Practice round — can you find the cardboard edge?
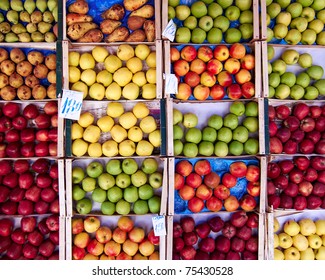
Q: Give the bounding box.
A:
[161,0,168,39]
[258,213,265,260]
[57,99,65,158]
[155,0,162,40]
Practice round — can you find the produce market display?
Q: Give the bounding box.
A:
[0,0,325,261]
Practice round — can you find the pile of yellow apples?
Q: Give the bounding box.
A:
[72,216,160,260]
[71,102,160,157]
[68,44,157,100]
[273,217,325,260]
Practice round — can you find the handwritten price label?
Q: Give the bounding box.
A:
[162,19,176,41]
[152,215,166,236]
[59,90,83,120]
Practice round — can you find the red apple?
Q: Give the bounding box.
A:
[210,84,225,100]
[13,159,30,174]
[5,129,20,143]
[173,60,190,76]
[293,195,307,210]
[174,173,185,190]
[291,129,305,143]
[197,46,213,62]
[36,129,49,142]
[208,216,224,233]
[213,45,229,61]
[3,172,18,188]
[194,160,211,176]
[227,84,242,100]
[1,201,18,215]
[270,137,283,154]
[175,160,193,177]
[183,231,198,246]
[231,236,245,252]
[207,59,223,75]
[241,54,255,70]
[311,156,325,171]
[222,222,236,239]
[199,237,215,253]
[294,156,310,171]
[283,116,300,132]
[203,171,220,189]
[306,130,321,144]
[0,160,13,176]
[22,104,39,119]
[269,105,276,120]
[307,195,322,209]
[292,103,310,120]
[173,222,183,238]
[230,210,248,228]
[298,180,313,196]
[268,194,281,209]
[36,173,52,188]
[20,127,35,142]
[38,239,55,257]
[0,186,10,202]
[213,184,230,200]
[315,139,325,154]
[180,245,196,260]
[246,165,260,182]
[9,188,25,202]
[283,139,298,154]
[284,182,299,197]
[276,127,291,142]
[195,222,211,239]
[222,172,237,188]
[246,181,260,197]
[241,81,255,98]
[170,47,180,62]
[240,194,257,211]
[0,116,12,132]
[5,142,21,158]
[299,139,315,154]
[25,185,42,202]
[310,106,322,118]
[267,162,281,179]
[17,200,34,215]
[12,115,28,130]
[205,195,223,212]
[22,242,38,259]
[246,212,259,228]
[278,160,295,174]
[20,142,35,157]
[279,193,293,209]
[300,117,316,132]
[186,172,202,188]
[2,103,20,118]
[44,101,58,115]
[0,218,13,237]
[304,167,318,182]
[188,196,205,213]
[215,235,231,253]
[190,58,206,75]
[267,180,276,195]
[217,71,232,87]
[195,184,212,200]
[173,237,184,252]
[180,216,195,233]
[184,71,200,87]
[27,230,44,247]
[269,121,278,137]
[34,142,49,157]
[276,105,291,120]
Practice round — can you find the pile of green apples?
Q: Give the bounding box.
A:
[168,0,254,44]
[268,45,325,100]
[173,100,259,157]
[265,0,325,45]
[71,158,163,216]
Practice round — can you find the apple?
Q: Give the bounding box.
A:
[207,59,223,75]
[173,60,190,77]
[0,218,13,237]
[181,46,197,62]
[224,195,240,211]
[227,84,242,100]
[190,58,206,75]
[217,71,233,87]
[184,71,200,87]
[188,196,205,213]
[215,235,231,253]
[195,222,211,239]
[180,216,195,233]
[203,171,220,188]
[240,194,257,211]
[210,84,225,100]
[39,239,55,257]
[205,196,223,212]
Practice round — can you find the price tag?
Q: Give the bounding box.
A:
[164,73,178,95]
[59,89,83,120]
[162,19,176,41]
[152,215,166,236]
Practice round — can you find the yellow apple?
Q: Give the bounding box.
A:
[146,52,156,68]
[299,218,316,236]
[105,82,122,100]
[132,71,147,87]
[97,116,114,132]
[133,253,148,260]
[139,116,157,133]
[79,53,95,70]
[315,220,325,235]
[128,126,143,142]
[71,81,88,99]
[102,140,119,157]
[96,70,113,87]
[122,83,140,100]
[292,233,309,251]
[122,239,139,256]
[78,112,94,128]
[284,247,300,260]
[81,69,96,86]
[117,44,134,61]
[89,83,105,100]
[71,123,84,140]
[92,46,109,63]
[83,253,98,260]
[278,232,293,249]
[146,68,156,84]
[72,138,88,156]
[69,66,81,83]
[274,248,284,260]
[136,140,154,156]
[135,44,151,60]
[308,234,322,249]
[113,67,133,87]
[110,125,128,143]
[132,102,150,118]
[126,57,143,74]
[119,112,137,130]
[149,129,161,147]
[142,83,156,99]
[69,51,80,67]
[119,140,136,157]
[300,247,315,260]
[315,246,325,260]
[274,217,280,233]
[74,232,90,248]
[284,220,300,236]
[105,55,122,73]
[149,251,159,260]
[106,102,124,118]
[88,143,103,157]
[322,235,325,246]
[274,233,279,248]
[83,125,101,143]
[138,240,155,256]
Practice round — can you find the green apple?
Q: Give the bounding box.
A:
[290,84,305,100]
[281,49,300,65]
[301,7,315,22]
[86,161,104,178]
[123,186,139,203]
[214,141,229,157]
[298,53,313,68]
[208,114,223,130]
[280,72,296,87]
[308,19,324,34]
[141,158,159,174]
[199,15,213,32]
[224,28,242,43]
[198,141,214,156]
[266,0,273,5]
[122,158,138,175]
[97,173,115,190]
[191,27,207,43]
[82,177,96,192]
[106,159,122,175]
[229,140,244,156]
[217,127,232,143]
[191,1,208,18]
[307,65,324,80]
[183,113,198,128]
[269,86,275,98]
[268,62,273,74]
[148,196,161,214]
[275,84,291,99]
[232,126,249,143]
[168,6,176,20]
[174,140,183,156]
[133,199,149,215]
[184,15,198,30]
[149,172,163,189]
[271,59,287,75]
[72,185,86,201]
[175,5,191,21]
[207,3,223,19]
[217,0,233,9]
[276,12,292,26]
[173,108,183,125]
[297,0,314,7]
[175,27,191,43]
[239,10,253,24]
[269,72,281,88]
[213,15,230,32]
[290,17,308,32]
[223,113,239,130]
[174,125,184,140]
[138,184,154,200]
[274,23,288,39]
[245,101,258,117]
[267,3,281,19]
[317,31,325,45]
[239,23,253,40]
[243,117,258,133]
[314,79,325,95]
[72,166,85,184]
[244,138,259,155]
[101,201,115,215]
[230,101,246,116]
[107,186,123,203]
[235,0,252,11]
[115,173,131,189]
[317,10,325,24]
[267,27,274,42]
[275,0,291,9]
[301,29,317,44]
[92,187,107,203]
[202,126,217,142]
[185,127,202,144]
[168,0,180,7]
[207,27,223,43]
[266,14,271,26]
[312,0,325,11]
[304,86,319,99]
[202,0,214,3]
[115,199,131,215]
[183,142,198,157]
[287,3,303,18]
[296,72,311,88]
[131,170,148,187]
[225,6,241,21]
[76,198,92,214]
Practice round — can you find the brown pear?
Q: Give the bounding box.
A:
[47,83,56,99]
[0,48,9,63]
[27,50,44,65]
[25,74,40,88]
[16,61,33,77]
[0,60,16,76]
[33,64,49,79]
[32,84,47,99]
[17,85,32,100]
[10,48,26,63]
[9,72,24,88]
[0,85,16,100]
[47,70,56,84]
[0,73,9,89]
[45,54,56,70]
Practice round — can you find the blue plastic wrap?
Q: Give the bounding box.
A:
[174,157,260,214]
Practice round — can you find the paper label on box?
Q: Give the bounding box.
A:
[152,215,166,236]
[162,19,176,41]
[59,90,83,120]
[164,73,178,95]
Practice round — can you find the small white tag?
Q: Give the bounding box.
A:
[152,215,166,236]
[164,73,178,95]
[162,19,177,41]
[59,90,83,120]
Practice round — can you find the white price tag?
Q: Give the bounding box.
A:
[162,19,176,41]
[59,90,83,120]
[164,73,178,95]
[152,215,166,236]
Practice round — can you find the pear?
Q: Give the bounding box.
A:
[97,70,112,87]
[38,22,52,34]
[132,71,147,87]
[0,33,4,42]
[20,11,31,23]
[0,22,11,34]
[11,23,26,34]
[31,11,43,23]
[89,83,105,100]
[26,23,37,33]
[72,139,88,157]
[43,11,54,23]
[102,140,119,157]
[36,0,47,13]
[0,0,10,11]
[142,83,156,99]
[104,55,122,73]
[52,6,58,22]
[71,81,88,99]
[117,44,134,61]
[113,67,133,87]
[0,13,4,23]
[24,0,36,14]
[31,31,45,42]
[18,32,31,42]
[10,0,24,12]
[105,82,121,100]
[48,0,58,12]
[5,32,19,43]
[92,46,109,62]
[79,53,95,70]
[44,32,56,42]
[7,10,19,24]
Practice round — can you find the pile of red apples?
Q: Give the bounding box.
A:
[0,215,60,260]
[0,100,58,158]
[0,158,59,215]
[268,156,325,211]
[174,159,260,213]
[269,102,325,154]
[171,43,255,101]
[172,211,259,260]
